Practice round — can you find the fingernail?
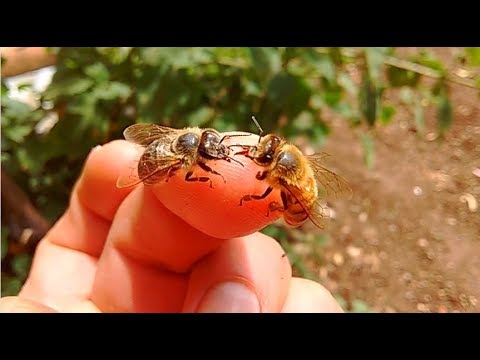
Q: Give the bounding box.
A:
[197,282,260,313]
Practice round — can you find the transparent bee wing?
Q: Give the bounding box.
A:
[116,158,183,188]
[281,153,352,229]
[283,184,331,229]
[123,123,179,146]
[116,140,184,189]
[305,153,353,200]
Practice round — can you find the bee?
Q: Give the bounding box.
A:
[229,117,352,228]
[116,123,243,189]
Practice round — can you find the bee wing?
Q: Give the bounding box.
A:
[283,184,332,229]
[116,140,183,188]
[305,153,353,200]
[123,123,179,146]
[116,157,183,188]
[281,153,352,229]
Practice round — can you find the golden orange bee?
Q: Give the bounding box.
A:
[230,117,352,228]
[116,123,243,189]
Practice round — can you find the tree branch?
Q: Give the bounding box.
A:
[1,167,51,251]
[383,55,478,89]
[1,47,57,78]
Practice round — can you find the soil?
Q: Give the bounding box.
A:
[297,48,480,313]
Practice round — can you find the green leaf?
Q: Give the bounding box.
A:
[249,47,282,83]
[411,51,445,74]
[4,125,32,143]
[292,111,314,131]
[310,120,330,145]
[386,65,421,87]
[437,94,453,134]
[2,97,34,120]
[139,47,174,66]
[12,254,32,281]
[414,101,425,134]
[359,74,377,126]
[43,77,94,99]
[1,81,8,97]
[84,62,110,83]
[96,47,132,64]
[334,294,348,311]
[94,81,132,101]
[361,133,375,169]
[1,226,9,261]
[338,72,358,95]
[267,73,312,119]
[365,48,388,84]
[17,82,32,91]
[304,49,336,83]
[242,77,262,97]
[1,274,22,296]
[139,47,209,69]
[186,106,214,127]
[380,105,396,125]
[351,299,373,313]
[465,48,480,66]
[309,93,324,110]
[399,87,414,105]
[328,48,343,65]
[16,147,42,173]
[212,48,249,68]
[322,85,342,107]
[313,233,329,247]
[261,224,287,241]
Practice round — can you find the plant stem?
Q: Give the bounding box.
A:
[383,56,478,89]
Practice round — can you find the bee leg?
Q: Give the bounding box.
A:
[266,201,285,217]
[240,186,273,206]
[197,161,226,184]
[281,191,289,210]
[265,191,289,217]
[185,171,213,188]
[256,171,268,180]
[165,166,180,183]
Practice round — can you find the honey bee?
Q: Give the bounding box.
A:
[116,123,243,189]
[230,117,352,228]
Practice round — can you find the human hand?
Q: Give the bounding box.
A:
[0,134,343,313]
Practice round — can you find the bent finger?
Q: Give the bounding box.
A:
[50,140,138,257]
[182,232,291,313]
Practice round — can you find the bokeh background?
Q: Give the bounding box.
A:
[1,47,479,312]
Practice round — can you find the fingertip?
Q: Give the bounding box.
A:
[150,132,283,239]
[281,277,344,313]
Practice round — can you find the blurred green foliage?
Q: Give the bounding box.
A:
[2,47,479,305]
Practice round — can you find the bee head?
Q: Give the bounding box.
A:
[253,135,282,166]
[198,130,228,159]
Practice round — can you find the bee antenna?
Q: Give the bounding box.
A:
[251,116,263,143]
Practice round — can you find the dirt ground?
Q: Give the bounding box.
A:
[302,48,480,313]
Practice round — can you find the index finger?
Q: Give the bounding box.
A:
[147,131,283,239]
